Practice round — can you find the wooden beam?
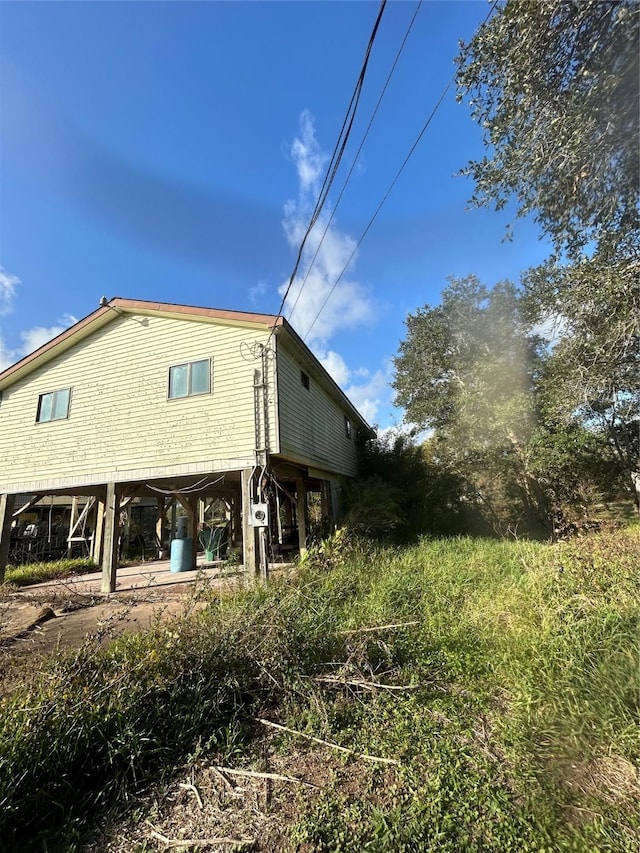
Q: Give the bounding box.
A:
[189,497,198,571]
[101,482,120,594]
[155,497,165,557]
[296,476,307,558]
[0,494,16,584]
[67,497,79,558]
[92,499,105,563]
[12,494,43,518]
[241,468,256,577]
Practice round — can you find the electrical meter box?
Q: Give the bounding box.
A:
[250,503,269,527]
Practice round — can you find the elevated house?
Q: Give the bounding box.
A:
[0,298,373,591]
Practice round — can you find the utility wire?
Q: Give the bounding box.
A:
[286,0,423,326]
[272,0,387,331]
[302,0,499,344]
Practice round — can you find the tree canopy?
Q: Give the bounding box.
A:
[456,0,639,259]
[392,276,630,536]
[385,2,639,539]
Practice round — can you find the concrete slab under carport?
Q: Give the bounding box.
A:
[25,555,292,597]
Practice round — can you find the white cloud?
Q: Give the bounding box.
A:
[20,314,77,354]
[0,339,17,373]
[0,285,77,371]
[345,368,391,427]
[279,112,374,346]
[318,348,351,387]
[271,112,401,430]
[0,267,20,316]
[249,280,268,305]
[0,266,21,370]
[289,110,327,194]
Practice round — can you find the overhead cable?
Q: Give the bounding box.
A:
[302,0,499,344]
[287,0,423,326]
[272,0,388,331]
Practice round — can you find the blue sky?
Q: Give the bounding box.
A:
[0,1,552,429]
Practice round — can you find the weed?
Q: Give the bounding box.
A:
[0,528,638,850]
[2,557,97,589]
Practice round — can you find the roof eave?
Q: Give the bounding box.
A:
[0,298,283,390]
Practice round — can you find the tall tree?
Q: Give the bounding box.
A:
[456,0,639,259]
[393,276,550,534]
[523,256,640,509]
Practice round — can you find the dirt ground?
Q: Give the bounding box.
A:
[0,560,245,697]
[0,559,343,851]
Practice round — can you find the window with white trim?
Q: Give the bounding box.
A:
[168,358,211,399]
[37,388,71,423]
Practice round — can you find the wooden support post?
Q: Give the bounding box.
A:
[232,488,241,546]
[67,496,79,558]
[101,482,120,594]
[92,499,105,563]
[189,497,198,571]
[170,499,177,542]
[0,494,16,585]
[241,468,256,577]
[121,505,131,559]
[258,527,269,581]
[296,476,307,558]
[155,497,165,558]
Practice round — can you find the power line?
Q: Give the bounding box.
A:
[302,0,499,344]
[286,0,423,326]
[272,0,388,330]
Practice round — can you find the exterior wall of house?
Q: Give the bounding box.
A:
[275,338,359,478]
[0,314,278,493]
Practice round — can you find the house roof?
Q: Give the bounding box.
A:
[0,297,282,389]
[0,296,373,435]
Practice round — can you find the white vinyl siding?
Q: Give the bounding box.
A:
[276,341,359,478]
[0,314,278,492]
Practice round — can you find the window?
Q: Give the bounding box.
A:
[344,416,352,439]
[301,370,310,390]
[37,388,71,423]
[168,358,211,399]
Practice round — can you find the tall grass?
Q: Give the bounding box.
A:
[0,528,637,851]
[2,557,97,588]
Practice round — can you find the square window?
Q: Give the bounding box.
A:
[37,388,71,423]
[168,358,211,399]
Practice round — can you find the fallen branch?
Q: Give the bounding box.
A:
[314,674,420,692]
[215,765,319,788]
[178,781,204,809]
[211,764,237,792]
[340,621,420,635]
[146,823,254,848]
[256,718,399,765]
